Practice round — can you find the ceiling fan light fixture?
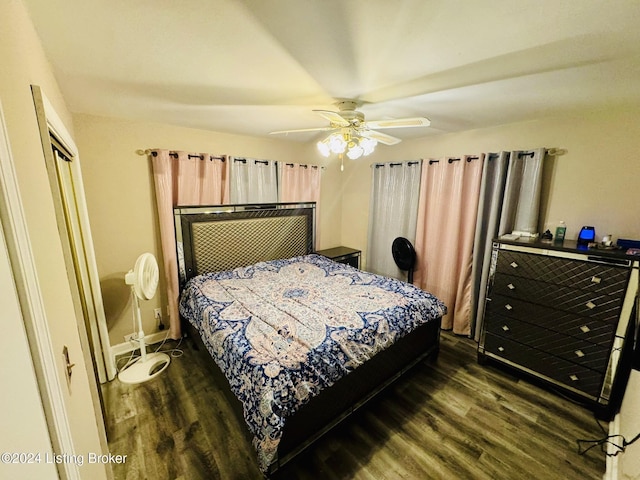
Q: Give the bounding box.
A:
[328,133,347,153]
[360,136,377,156]
[317,140,331,157]
[347,142,364,159]
[317,132,378,159]
[275,100,430,160]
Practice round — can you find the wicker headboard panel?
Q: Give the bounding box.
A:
[174,203,315,285]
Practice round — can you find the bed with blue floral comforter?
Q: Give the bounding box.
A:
[179,254,446,472]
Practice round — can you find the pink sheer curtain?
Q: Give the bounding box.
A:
[414,155,484,335]
[151,150,229,338]
[280,162,321,248]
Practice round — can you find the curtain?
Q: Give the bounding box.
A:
[471,148,546,339]
[279,162,322,248]
[470,152,509,340]
[414,155,484,335]
[229,157,278,204]
[151,150,229,338]
[366,161,422,280]
[498,148,546,235]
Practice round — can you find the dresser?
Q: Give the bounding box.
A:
[478,239,639,419]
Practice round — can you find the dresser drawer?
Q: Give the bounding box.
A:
[492,274,624,323]
[483,333,604,398]
[485,314,611,372]
[487,294,616,344]
[496,250,629,294]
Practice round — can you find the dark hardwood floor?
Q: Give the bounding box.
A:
[102,332,606,479]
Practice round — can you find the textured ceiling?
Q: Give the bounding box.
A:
[24,0,640,143]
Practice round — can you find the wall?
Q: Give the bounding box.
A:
[340,108,640,267]
[619,370,640,478]
[73,114,342,345]
[0,1,107,478]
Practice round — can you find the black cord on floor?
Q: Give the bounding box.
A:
[577,414,640,457]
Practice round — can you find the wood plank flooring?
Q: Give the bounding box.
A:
[101,332,606,479]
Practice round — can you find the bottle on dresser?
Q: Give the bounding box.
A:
[554,221,567,243]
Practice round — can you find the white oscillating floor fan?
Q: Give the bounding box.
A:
[118,253,170,384]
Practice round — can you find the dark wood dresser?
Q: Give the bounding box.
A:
[315,246,361,269]
[478,238,639,419]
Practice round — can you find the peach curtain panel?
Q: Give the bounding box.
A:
[279,162,322,248]
[151,150,229,338]
[414,155,485,335]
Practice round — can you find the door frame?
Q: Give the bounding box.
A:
[0,99,79,478]
[31,86,116,382]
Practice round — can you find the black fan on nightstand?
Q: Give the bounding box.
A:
[392,237,416,284]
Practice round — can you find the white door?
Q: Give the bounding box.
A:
[51,141,111,383]
[32,87,115,383]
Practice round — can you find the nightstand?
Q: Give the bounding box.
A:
[315,246,361,269]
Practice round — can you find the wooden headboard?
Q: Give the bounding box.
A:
[174,203,315,285]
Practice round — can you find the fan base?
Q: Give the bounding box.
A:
[118,352,171,384]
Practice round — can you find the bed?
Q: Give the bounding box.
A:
[174,203,445,475]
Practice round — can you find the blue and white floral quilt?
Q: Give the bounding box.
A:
[179,254,445,471]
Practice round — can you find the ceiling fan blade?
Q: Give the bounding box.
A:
[269,126,335,135]
[313,109,350,126]
[361,129,402,146]
[364,117,431,129]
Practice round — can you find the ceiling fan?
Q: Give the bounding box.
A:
[270,100,430,161]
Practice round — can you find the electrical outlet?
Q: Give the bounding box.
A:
[124,333,137,343]
[154,308,165,330]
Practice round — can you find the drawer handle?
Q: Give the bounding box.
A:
[507,283,515,290]
[502,325,510,332]
[505,304,513,311]
[586,301,596,310]
[580,325,591,333]
[510,262,518,269]
[569,374,579,382]
[591,276,602,284]
[575,350,585,358]
[498,346,505,352]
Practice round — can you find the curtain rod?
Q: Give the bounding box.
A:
[137,149,226,161]
[485,148,566,158]
[428,156,481,165]
[285,163,323,169]
[373,161,420,168]
[137,150,324,169]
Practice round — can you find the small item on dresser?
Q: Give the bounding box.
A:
[554,221,567,243]
[541,229,553,243]
[577,226,596,247]
[617,238,640,249]
[602,234,613,247]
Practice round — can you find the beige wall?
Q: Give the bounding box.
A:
[75,107,640,347]
[0,1,107,478]
[340,108,640,267]
[73,114,342,345]
[619,371,640,477]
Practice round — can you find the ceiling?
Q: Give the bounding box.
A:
[24,0,640,144]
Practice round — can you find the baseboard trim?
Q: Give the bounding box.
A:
[111,331,171,357]
[604,414,620,480]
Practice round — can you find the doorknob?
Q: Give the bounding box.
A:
[62,346,76,384]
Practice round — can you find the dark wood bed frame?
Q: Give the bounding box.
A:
[174,202,442,475]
